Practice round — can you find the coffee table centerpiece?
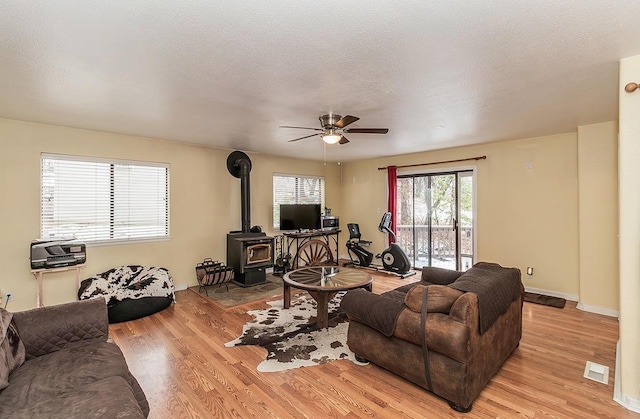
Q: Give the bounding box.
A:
[282,266,372,328]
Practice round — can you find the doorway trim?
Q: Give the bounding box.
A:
[394,165,478,270]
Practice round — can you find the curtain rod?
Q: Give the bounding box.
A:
[377,155,487,171]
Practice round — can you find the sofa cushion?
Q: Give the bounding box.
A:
[0,309,25,390]
[0,341,141,416]
[0,375,145,419]
[393,310,471,363]
[404,285,464,314]
[13,298,108,361]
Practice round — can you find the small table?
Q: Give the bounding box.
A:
[30,264,85,307]
[283,266,372,328]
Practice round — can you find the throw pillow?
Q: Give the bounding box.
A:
[404,285,464,313]
[0,308,26,389]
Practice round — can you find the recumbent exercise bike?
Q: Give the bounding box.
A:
[344,212,415,278]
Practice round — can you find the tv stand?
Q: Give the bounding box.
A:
[284,230,341,268]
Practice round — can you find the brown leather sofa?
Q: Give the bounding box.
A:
[341,262,524,412]
[0,297,149,418]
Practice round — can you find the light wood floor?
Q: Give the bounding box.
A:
[110,270,638,418]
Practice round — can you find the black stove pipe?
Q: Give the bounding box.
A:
[238,159,251,233]
[226,150,253,234]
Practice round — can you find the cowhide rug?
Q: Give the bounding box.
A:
[225,292,364,372]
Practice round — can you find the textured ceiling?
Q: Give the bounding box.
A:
[1,1,640,162]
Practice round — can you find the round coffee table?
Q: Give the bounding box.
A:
[283,266,373,328]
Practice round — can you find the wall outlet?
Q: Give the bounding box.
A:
[5,292,12,303]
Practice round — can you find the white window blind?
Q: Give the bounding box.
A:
[273,174,324,229]
[41,154,169,244]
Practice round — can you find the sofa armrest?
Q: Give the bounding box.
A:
[449,292,477,324]
[12,297,109,360]
[340,289,405,337]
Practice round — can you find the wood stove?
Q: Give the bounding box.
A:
[226,151,274,287]
[226,233,273,286]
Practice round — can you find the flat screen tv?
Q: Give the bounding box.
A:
[279,204,321,231]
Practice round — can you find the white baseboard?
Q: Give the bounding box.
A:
[174,283,188,291]
[525,286,619,317]
[576,302,619,318]
[524,286,578,301]
[614,340,640,414]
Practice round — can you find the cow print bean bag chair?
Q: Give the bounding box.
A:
[78,265,175,323]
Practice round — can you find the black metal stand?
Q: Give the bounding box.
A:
[273,235,291,277]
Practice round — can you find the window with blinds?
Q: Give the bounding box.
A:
[273,174,324,229]
[40,154,169,244]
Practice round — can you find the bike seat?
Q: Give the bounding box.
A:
[347,223,372,245]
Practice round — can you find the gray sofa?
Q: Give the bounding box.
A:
[0,297,149,418]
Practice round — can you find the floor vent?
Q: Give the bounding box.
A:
[584,361,609,384]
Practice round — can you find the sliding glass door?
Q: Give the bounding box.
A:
[397,170,474,270]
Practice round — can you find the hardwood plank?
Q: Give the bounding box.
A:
[110,269,639,418]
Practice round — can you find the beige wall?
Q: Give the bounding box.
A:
[342,133,583,297]
[0,115,621,316]
[618,54,640,407]
[577,122,619,312]
[0,118,340,311]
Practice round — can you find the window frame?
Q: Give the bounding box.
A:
[40,153,170,246]
[273,173,325,230]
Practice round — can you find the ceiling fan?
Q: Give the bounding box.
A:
[280,114,389,145]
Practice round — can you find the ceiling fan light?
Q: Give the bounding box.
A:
[322,131,341,144]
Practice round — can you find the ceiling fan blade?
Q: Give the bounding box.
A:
[280,125,323,131]
[334,115,359,129]
[345,128,389,134]
[339,136,350,145]
[288,132,322,142]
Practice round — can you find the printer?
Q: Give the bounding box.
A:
[30,238,86,269]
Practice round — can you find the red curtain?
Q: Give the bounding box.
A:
[387,165,397,245]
